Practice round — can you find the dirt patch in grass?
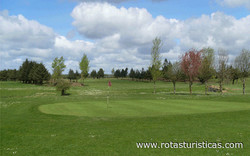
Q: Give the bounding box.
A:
[208,85,228,93]
[71,82,84,87]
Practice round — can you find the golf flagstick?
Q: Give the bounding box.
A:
[107,80,112,109]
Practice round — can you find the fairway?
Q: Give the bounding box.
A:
[1,79,250,155]
[2,0,250,155]
[39,99,250,117]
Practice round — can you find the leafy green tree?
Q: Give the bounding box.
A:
[97,68,104,79]
[228,65,240,85]
[52,56,66,80]
[150,37,162,94]
[217,49,229,94]
[167,62,181,94]
[198,47,215,95]
[90,70,97,79]
[79,54,89,82]
[68,69,75,82]
[235,49,250,94]
[56,79,71,96]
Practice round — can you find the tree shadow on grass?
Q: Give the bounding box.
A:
[62,93,71,96]
[165,93,207,96]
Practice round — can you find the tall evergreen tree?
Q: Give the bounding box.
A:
[129,68,135,80]
[97,68,104,79]
[114,69,121,79]
[145,69,153,81]
[162,58,172,80]
[8,69,18,81]
[19,59,30,83]
[0,70,8,81]
[90,70,97,79]
[33,63,50,84]
[75,70,80,82]
[29,62,39,84]
[68,69,75,82]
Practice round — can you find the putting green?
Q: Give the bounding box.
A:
[39,99,250,117]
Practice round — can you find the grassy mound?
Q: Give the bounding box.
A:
[39,99,249,117]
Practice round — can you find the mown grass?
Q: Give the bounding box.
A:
[0,78,250,155]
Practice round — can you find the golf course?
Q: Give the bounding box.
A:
[1,78,249,155]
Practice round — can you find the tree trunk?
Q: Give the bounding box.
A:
[243,78,245,95]
[189,82,192,95]
[61,89,65,96]
[219,81,223,94]
[205,81,207,95]
[154,81,156,94]
[173,81,176,95]
[232,79,235,85]
[189,81,192,95]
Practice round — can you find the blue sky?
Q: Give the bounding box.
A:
[0,0,250,73]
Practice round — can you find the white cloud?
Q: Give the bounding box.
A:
[71,2,180,51]
[217,0,250,9]
[181,12,250,55]
[54,36,95,59]
[0,11,95,73]
[71,3,250,65]
[0,10,55,50]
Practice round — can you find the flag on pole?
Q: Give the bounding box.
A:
[107,81,111,109]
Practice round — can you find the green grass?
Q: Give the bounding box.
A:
[0,79,250,155]
[39,99,249,117]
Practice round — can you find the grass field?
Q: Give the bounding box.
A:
[0,79,250,155]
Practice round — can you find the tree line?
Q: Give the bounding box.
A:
[0,38,249,95]
[0,59,50,84]
[146,38,249,95]
[108,38,249,95]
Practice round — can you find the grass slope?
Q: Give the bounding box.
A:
[1,79,250,155]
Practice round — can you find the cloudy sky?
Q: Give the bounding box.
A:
[0,0,250,74]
